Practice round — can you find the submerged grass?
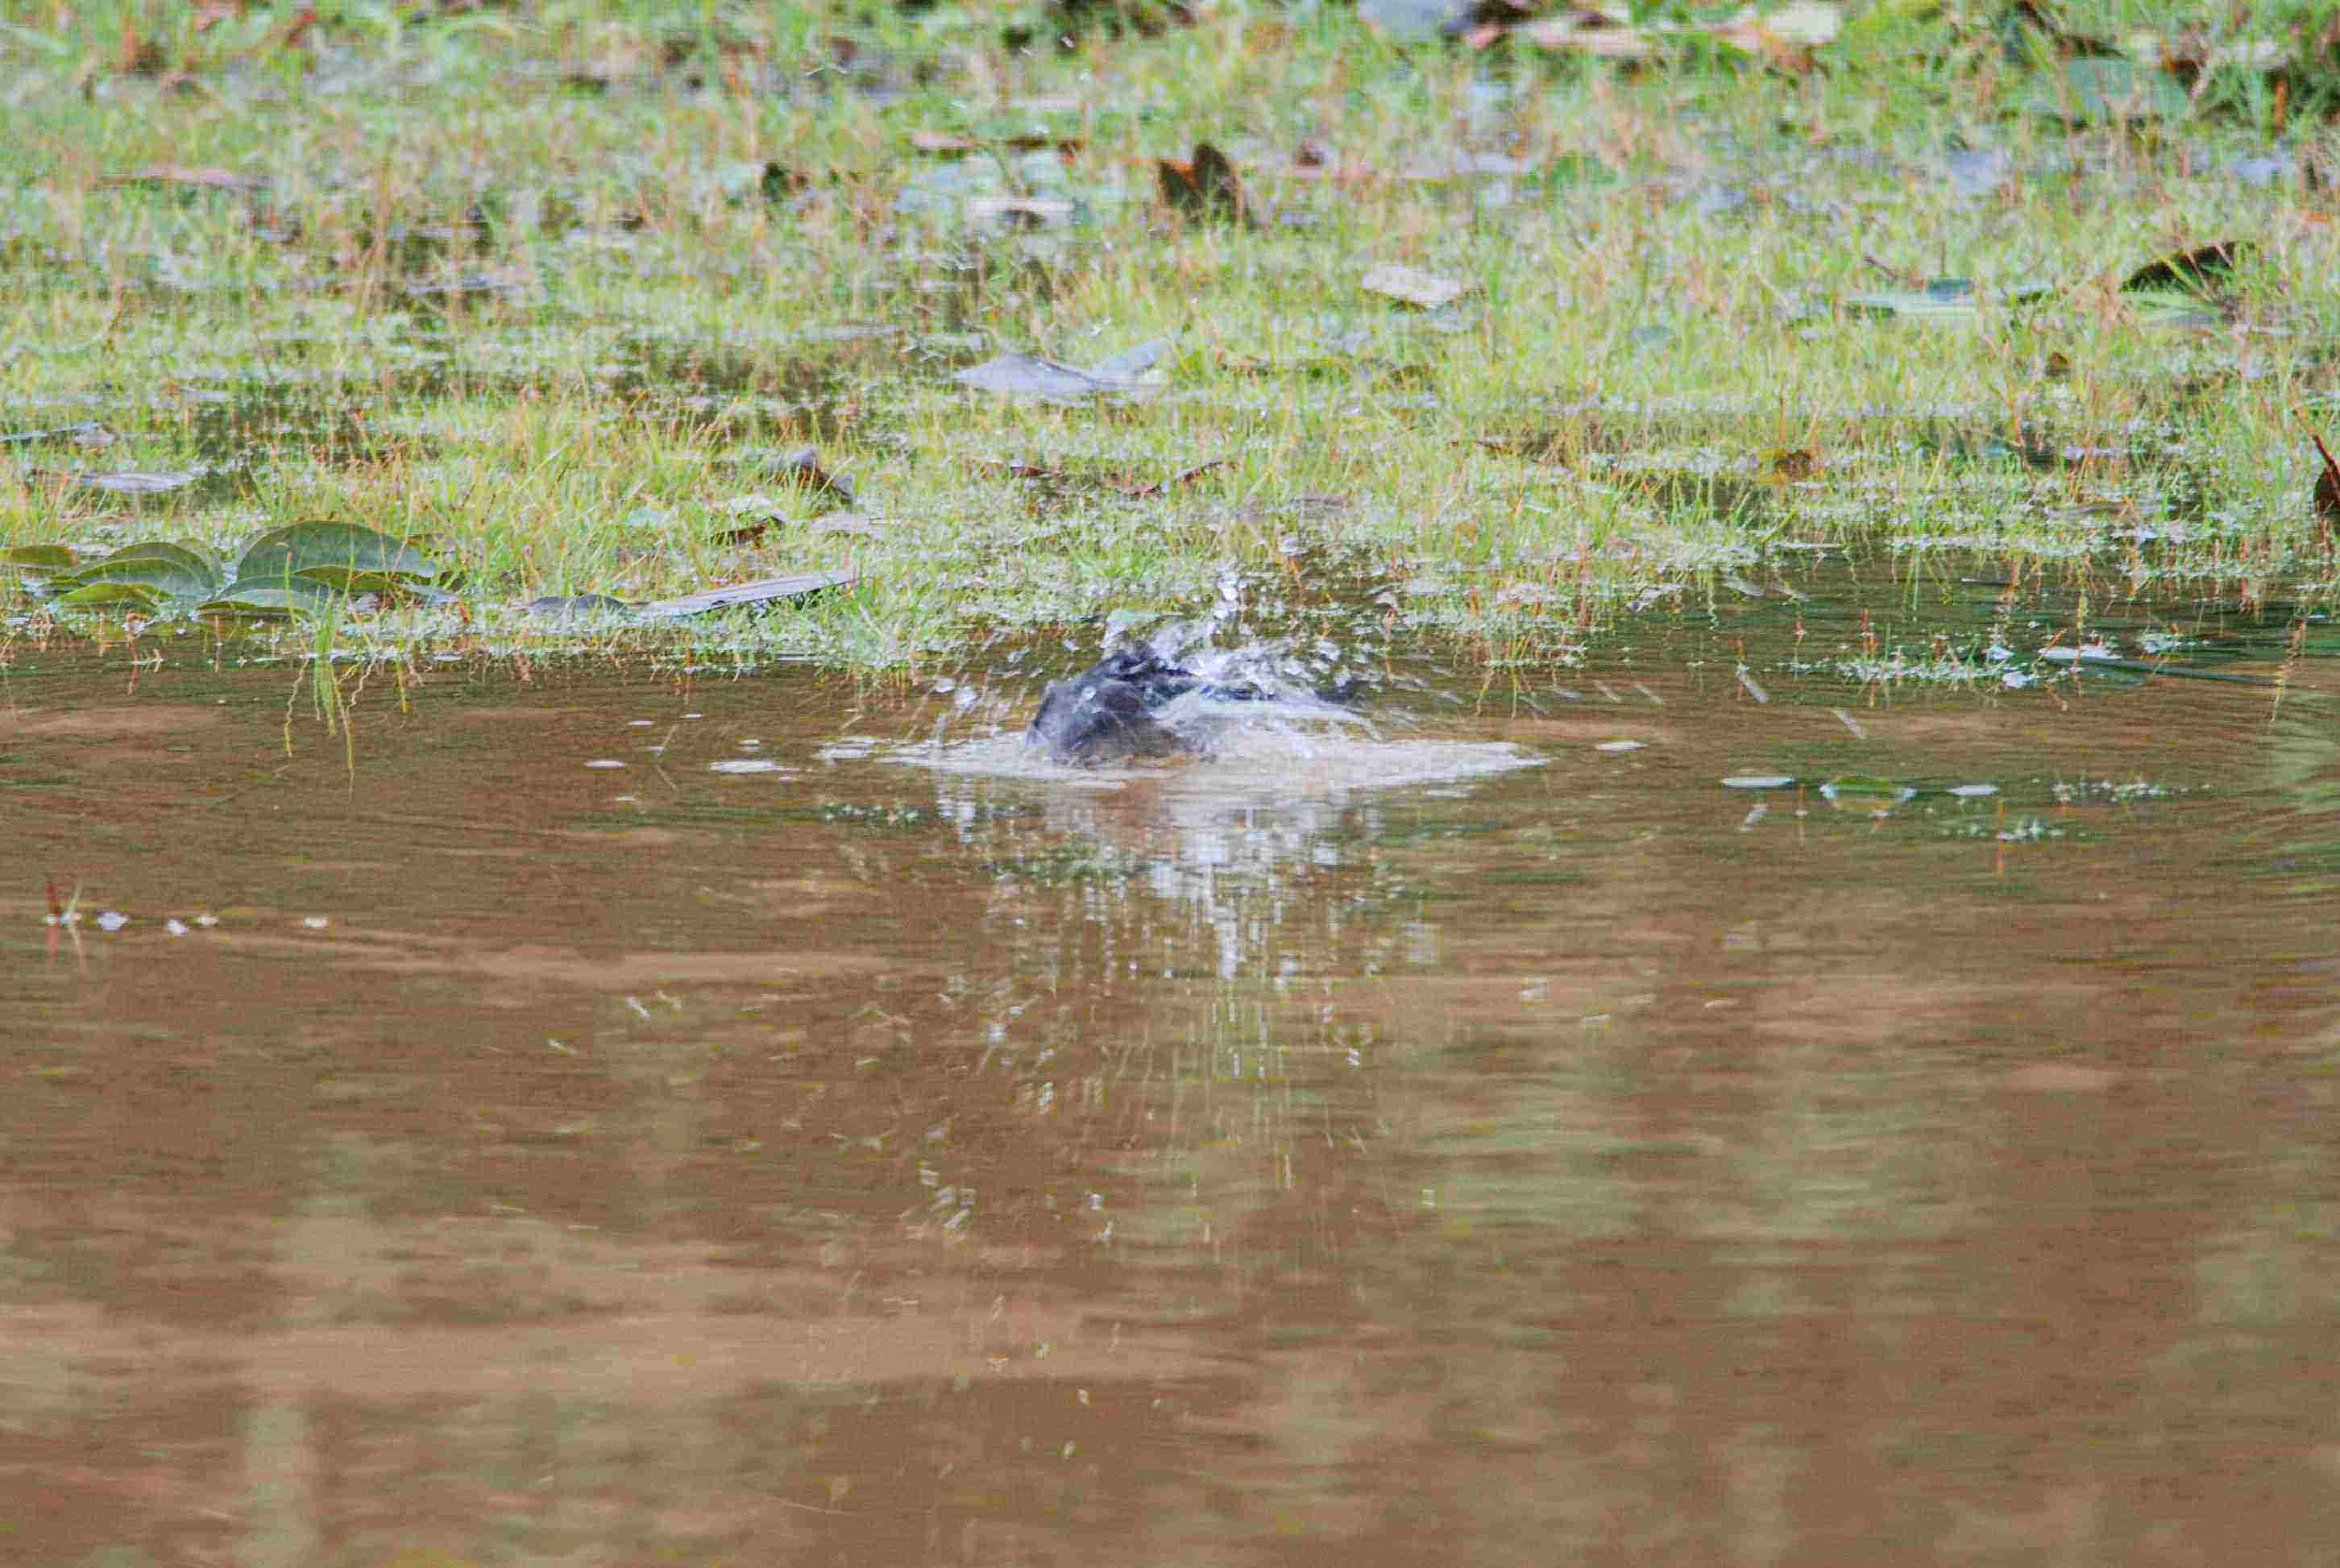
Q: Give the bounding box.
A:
[1,0,2336,681]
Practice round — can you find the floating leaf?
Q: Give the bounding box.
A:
[234,521,441,587]
[198,579,335,619]
[58,556,216,602]
[86,539,225,586]
[56,580,167,610]
[952,338,1169,403]
[1362,264,1467,309]
[2,543,77,569]
[291,566,427,596]
[638,569,858,620]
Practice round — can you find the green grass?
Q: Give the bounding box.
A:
[1,0,2335,675]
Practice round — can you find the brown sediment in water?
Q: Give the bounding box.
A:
[2,647,2337,1565]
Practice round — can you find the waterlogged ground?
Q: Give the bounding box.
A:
[7,2,2340,666]
[6,566,2338,1566]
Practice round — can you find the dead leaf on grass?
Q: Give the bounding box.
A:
[1157,142,1248,225]
[2309,427,2340,546]
[2122,239,2250,292]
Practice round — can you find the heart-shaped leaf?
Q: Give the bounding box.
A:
[291,566,426,596]
[197,579,337,619]
[56,579,168,609]
[89,539,226,586]
[234,521,440,587]
[57,558,216,603]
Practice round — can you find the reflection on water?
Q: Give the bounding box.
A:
[3,625,2339,1566]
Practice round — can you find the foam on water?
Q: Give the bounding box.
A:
[891,721,1543,802]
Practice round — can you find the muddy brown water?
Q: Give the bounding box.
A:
[3,635,2338,1566]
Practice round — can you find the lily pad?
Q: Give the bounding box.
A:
[57,556,217,603]
[233,521,441,587]
[100,538,222,573]
[198,579,338,619]
[952,338,1169,403]
[56,580,168,610]
[289,566,433,597]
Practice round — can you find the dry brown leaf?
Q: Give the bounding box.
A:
[1156,142,1247,225]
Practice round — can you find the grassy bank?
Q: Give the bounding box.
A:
[2,0,2335,678]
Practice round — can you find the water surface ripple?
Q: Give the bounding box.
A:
[2,640,2337,1566]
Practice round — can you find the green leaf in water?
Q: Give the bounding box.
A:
[200,578,338,619]
[56,579,168,609]
[2,543,77,570]
[291,565,429,596]
[87,539,226,587]
[57,561,212,603]
[233,521,441,588]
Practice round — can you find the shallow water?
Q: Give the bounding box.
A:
[4,629,2339,1566]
